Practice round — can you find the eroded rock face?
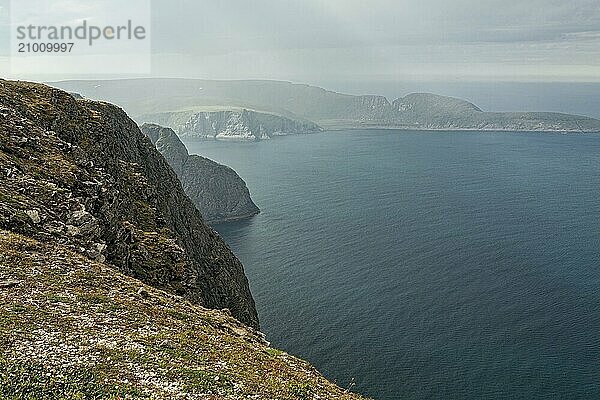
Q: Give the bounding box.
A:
[144,109,323,141]
[0,80,258,328]
[141,123,260,223]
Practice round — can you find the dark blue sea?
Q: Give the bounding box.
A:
[186,130,600,400]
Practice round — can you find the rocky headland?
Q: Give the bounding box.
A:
[0,79,366,399]
[141,123,260,223]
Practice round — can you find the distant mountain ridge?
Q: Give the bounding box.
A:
[50,79,600,133]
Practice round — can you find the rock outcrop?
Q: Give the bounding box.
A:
[141,123,260,223]
[140,109,323,141]
[0,79,258,328]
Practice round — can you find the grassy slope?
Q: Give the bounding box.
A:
[0,230,367,400]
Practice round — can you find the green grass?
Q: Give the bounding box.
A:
[0,358,144,400]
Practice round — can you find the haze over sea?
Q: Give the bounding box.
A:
[186,130,600,400]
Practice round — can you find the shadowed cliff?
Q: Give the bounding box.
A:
[141,123,260,223]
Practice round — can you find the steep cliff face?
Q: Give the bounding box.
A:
[141,123,260,223]
[393,93,482,114]
[390,93,484,129]
[141,109,323,141]
[143,121,189,173]
[346,95,395,124]
[0,80,258,328]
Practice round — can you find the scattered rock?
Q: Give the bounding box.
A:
[0,279,21,289]
[65,225,80,237]
[87,242,107,263]
[68,210,92,225]
[10,135,28,144]
[26,210,41,224]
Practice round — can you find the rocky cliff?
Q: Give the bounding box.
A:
[0,79,369,399]
[0,79,258,328]
[141,123,260,223]
[140,109,323,141]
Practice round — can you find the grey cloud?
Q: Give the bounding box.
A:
[149,0,600,53]
[1,0,599,82]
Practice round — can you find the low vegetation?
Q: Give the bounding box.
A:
[0,231,367,399]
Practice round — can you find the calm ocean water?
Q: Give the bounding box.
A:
[186,130,600,400]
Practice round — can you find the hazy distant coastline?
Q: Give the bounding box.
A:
[51,79,600,134]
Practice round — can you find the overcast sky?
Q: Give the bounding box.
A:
[1,0,599,83]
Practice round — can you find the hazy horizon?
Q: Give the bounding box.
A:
[46,76,600,120]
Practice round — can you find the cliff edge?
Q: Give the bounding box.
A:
[0,230,366,399]
[0,79,369,398]
[0,79,258,328]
